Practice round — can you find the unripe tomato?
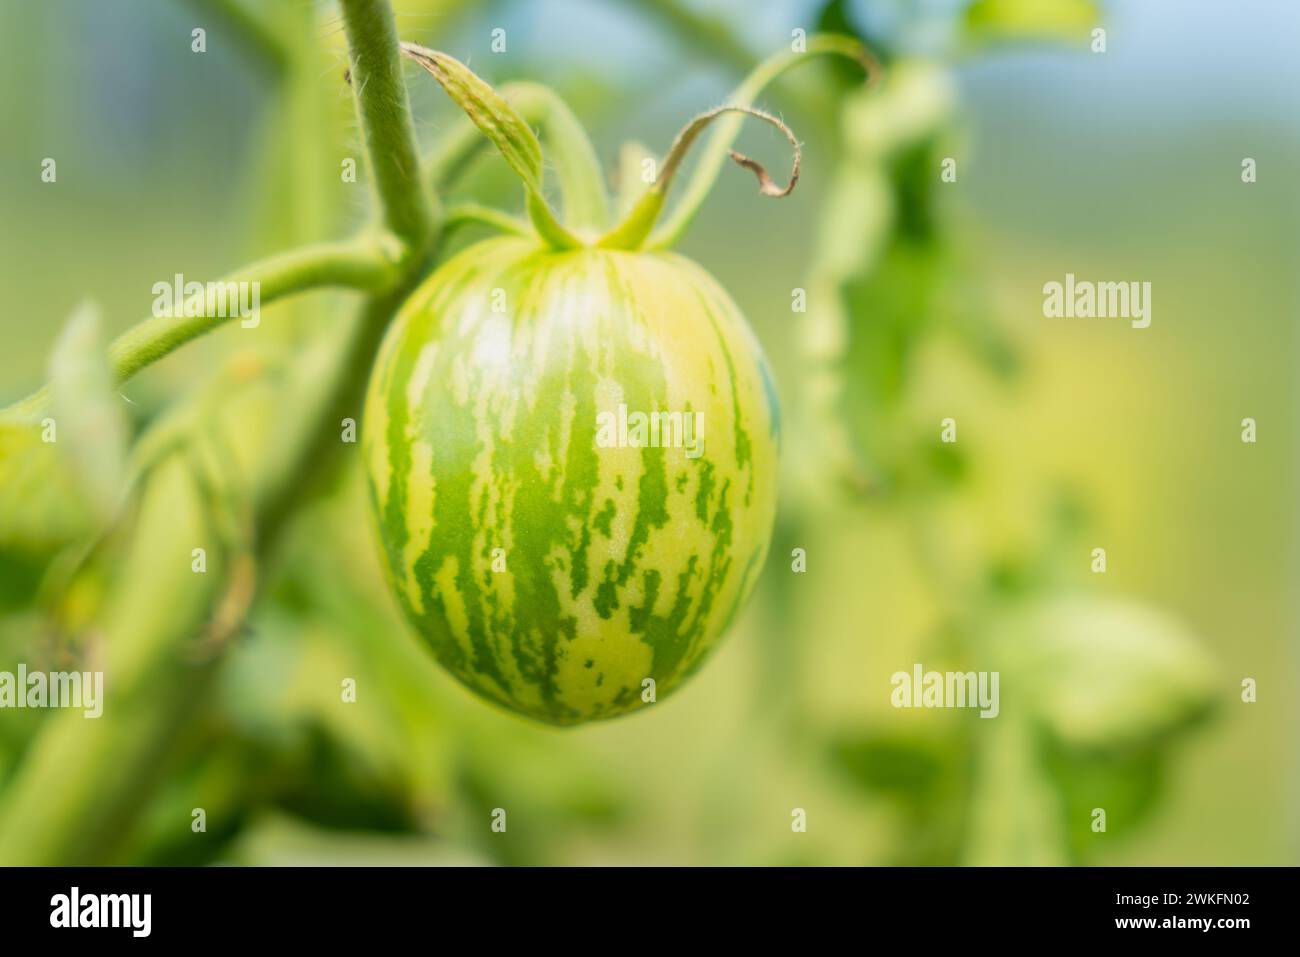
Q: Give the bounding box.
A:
[363,237,779,724]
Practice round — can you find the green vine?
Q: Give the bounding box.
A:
[0,0,436,863]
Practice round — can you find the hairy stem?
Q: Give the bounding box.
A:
[340,0,438,256]
[0,239,398,424]
[110,239,397,381]
[255,266,426,548]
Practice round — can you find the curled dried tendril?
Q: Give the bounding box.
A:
[599,104,802,250]
[663,105,801,200]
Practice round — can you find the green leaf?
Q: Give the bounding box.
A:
[839,60,955,163]
[424,79,612,229]
[1046,743,1167,854]
[399,44,583,248]
[0,304,128,594]
[502,81,610,233]
[828,726,957,800]
[48,301,129,522]
[795,61,958,497]
[995,597,1218,751]
[964,0,1101,43]
[225,814,487,867]
[825,723,973,865]
[814,0,884,82]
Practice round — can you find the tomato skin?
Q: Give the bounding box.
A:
[364,237,779,724]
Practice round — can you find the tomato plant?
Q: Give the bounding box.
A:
[359,46,874,723]
[0,0,1229,867]
[0,0,876,750]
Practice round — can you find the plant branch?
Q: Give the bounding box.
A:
[110,239,398,381]
[340,0,438,255]
[0,239,399,424]
[254,271,425,548]
[0,267,414,861]
[0,0,447,866]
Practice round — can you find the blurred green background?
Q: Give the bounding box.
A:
[0,0,1295,865]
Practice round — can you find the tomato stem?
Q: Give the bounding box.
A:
[340,0,438,258]
[0,239,400,424]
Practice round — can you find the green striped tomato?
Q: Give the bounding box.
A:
[363,236,779,724]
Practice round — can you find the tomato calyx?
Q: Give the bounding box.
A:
[399,36,879,254]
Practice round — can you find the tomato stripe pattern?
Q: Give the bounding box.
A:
[364,237,778,724]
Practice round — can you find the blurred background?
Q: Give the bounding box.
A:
[0,0,1296,865]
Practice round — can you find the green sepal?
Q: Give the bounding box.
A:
[400,44,588,248]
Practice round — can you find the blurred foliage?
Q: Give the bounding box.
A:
[792,0,1218,866]
[0,0,1269,867]
[963,0,1100,44]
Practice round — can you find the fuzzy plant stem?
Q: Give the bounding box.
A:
[0,239,398,424]
[109,240,397,380]
[340,0,438,257]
